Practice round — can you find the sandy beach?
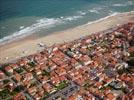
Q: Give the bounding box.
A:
[0,11,134,64]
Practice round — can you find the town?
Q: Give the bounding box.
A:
[0,22,134,100]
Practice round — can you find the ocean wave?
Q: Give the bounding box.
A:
[63,15,82,21]
[113,1,133,7]
[108,10,119,16]
[0,18,62,44]
[88,6,105,14]
[127,1,134,5]
[113,4,126,7]
[0,15,83,45]
[86,11,134,26]
[19,26,24,29]
[0,11,133,45]
[86,12,120,25]
[77,11,86,16]
[88,9,99,14]
[87,10,134,26]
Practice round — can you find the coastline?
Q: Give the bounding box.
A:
[0,11,134,64]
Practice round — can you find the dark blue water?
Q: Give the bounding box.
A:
[0,0,134,44]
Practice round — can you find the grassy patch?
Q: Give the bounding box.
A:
[15,68,24,73]
[56,81,68,90]
[130,51,134,57]
[0,89,11,99]
[42,70,50,76]
[14,85,24,92]
[3,79,10,84]
[28,62,36,67]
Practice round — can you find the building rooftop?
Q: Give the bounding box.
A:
[0,22,134,100]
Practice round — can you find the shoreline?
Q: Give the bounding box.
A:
[0,11,134,64]
[0,11,134,46]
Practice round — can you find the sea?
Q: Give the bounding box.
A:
[0,0,134,45]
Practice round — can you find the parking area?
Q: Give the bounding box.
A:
[47,81,79,100]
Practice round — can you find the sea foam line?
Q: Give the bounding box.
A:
[0,15,83,45]
[86,11,134,25]
[112,1,134,7]
[0,11,134,45]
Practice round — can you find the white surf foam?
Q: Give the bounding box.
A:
[64,15,82,21]
[88,9,99,14]
[0,15,83,45]
[113,1,133,7]
[0,18,62,44]
[86,11,134,26]
[86,12,119,25]
[19,26,24,29]
[113,4,126,7]
[88,6,105,14]
[1,11,133,45]
[77,11,86,15]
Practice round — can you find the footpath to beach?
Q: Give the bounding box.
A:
[0,11,134,64]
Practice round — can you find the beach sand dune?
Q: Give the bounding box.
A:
[0,12,134,64]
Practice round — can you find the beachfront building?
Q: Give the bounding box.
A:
[0,22,134,100]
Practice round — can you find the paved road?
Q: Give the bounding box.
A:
[47,81,79,100]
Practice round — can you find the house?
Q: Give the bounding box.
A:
[78,55,92,66]
[23,65,34,72]
[68,69,79,79]
[105,93,117,100]
[53,50,65,59]
[59,75,68,82]
[40,63,48,71]
[52,46,59,52]
[10,63,19,69]
[69,59,79,67]
[33,94,41,100]
[18,58,29,66]
[42,83,55,93]
[122,95,130,100]
[13,93,26,100]
[47,60,57,71]
[119,74,133,82]
[98,73,106,82]
[6,82,15,92]
[66,50,76,58]
[55,67,67,76]
[34,65,41,70]
[68,93,83,100]
[23,73,33,81]
[34,53,42,61]
[61,63,72,72]
[52,57,64,66]
[74,76,85,86]
[37,87,45,97]
[4,66,13,74]
[84,93,95,100]
[103,77,114,86]
[14,73,22,82]
[79,47,88,55]
[50,70,58,78]
[27,86,37,96]
[0,70,6,79]
[22,80,31,88]
[40,76,49,84]
[35,69,42,76]
[95,82,103,89]
[51,76,61,86]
